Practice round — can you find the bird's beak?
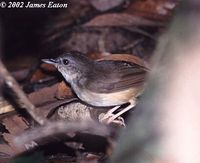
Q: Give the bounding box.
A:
[42,59,58,66]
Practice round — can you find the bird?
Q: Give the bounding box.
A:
[42,51,148,124]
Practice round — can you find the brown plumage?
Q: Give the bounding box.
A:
[42,51,148,123]
[85,60,147,93]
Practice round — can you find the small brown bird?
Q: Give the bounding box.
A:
[42,51,148,124]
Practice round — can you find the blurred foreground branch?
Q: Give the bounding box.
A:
[0,60,46,125]
[14,120,111,149]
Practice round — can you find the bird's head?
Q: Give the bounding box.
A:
[42,51,92,82]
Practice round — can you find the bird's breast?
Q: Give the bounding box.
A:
[71,83,141,107]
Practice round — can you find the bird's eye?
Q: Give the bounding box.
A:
[62,59,69,65]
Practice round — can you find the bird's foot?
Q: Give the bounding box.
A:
[98,113,125,127]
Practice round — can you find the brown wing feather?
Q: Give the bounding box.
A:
[82,60,147,93]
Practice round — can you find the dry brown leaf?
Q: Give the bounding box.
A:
[89,0,124,11]
[28,83,60,106]
[125,0,178,22]
[84,13,164,27]
[2,115,28,135]
[0,144,14,156]
[1,115,29,155]
[31,63,56,82]
[55,81,73,100]
[28,83,75,118]
[45,0,93,42]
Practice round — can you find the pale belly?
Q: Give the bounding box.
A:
[72,84,140,107]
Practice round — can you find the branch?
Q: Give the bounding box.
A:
[0,60,47,125]
[14,120,111,148]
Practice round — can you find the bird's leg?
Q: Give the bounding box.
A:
[99,106,126,126]
[107,100,136,124]
[106,105,121,115]
[99,106,121,122]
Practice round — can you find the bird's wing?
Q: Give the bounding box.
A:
[83,60,147,93]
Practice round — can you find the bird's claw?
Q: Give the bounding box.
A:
[98,113,126,127]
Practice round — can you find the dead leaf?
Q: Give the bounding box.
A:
[84,13,164,27]
[28,83,75,118]
[55,81,73,100]
[125,0,178,22]
[59,27,143,54]
[0,144,14,156]
[89,0,124,11]
[1,115,29,155]
[31,63,56,82]
[28,83,61,107]
[2,115,28,135]
[44,0,93,42]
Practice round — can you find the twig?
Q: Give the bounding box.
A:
[14,120,111,148]
[121,38,144,51]
[0,60,47,125]
[123,26,156,40]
